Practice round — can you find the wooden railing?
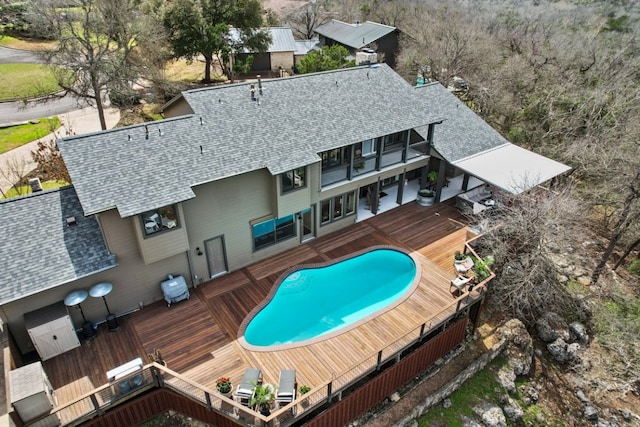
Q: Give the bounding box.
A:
[25,244,493,427]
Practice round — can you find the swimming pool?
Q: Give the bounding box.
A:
[239,247,421,351]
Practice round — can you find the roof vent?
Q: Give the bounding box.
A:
[28,177,43,192]
[66,216,77,227]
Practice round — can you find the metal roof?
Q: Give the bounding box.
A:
[414,83,570,194]
[58,64,443,218]
[229,27,296,53]
[314,20,397,49]
[0,186,117,305]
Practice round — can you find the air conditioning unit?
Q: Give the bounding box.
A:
[356,50,378,66]
[29,177,43,192]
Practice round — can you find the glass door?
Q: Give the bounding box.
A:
[205,235,228,279]
[300,208,314,242]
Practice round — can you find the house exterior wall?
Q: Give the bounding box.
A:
[162,98,195,119]
[373,32,399,68]
[183,169,302,280]
[4,209,190,355]
[270,51,294,72]
[134,204,190,264]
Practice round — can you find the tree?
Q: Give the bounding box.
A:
[297,45,354,74]
[475,186,585,327]
[31,139,71,184]
[286,1,330,40]
[162,0,270,83]
[26,0,168,130]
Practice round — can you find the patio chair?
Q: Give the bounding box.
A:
[454,257,474,274]
[450,275,473,296]
[275,369,296,409]
[233,367,262,406]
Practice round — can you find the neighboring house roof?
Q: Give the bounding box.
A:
[314,20,397,49]
[0,186,117,305]
[58,64,443,218]
[415,83,570,194]
[294,39,320,56]
[229,27,296,53]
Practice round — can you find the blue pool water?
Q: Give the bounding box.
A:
[242,248,418,348]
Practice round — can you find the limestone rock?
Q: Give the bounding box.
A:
[497,366,516,394]
[442,398,452,409]
[497,318,534,375]
[389,392,400,402]
[481,406,507,427]
[536,312,570,342]
[502,396,524,422]
[569,322,589,344]
[547,338,571,363]
[585,404,598,421]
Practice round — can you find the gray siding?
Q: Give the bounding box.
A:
[134,204,190,265]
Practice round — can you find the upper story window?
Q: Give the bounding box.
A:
[141,205,179,237]
[281,167,306,193]
[383,131,406,151]
[361,139,376,156]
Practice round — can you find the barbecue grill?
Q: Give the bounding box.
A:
[160,275,190,307]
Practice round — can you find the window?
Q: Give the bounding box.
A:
[320,191,357,225]
[383,131,406,151]
[281,167,306,193]
[361,139,376,156]
[252,214,296,250]
[141,205,179,237]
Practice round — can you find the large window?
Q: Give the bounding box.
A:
[383,131,406,151]
[281,167,306,193]
[252,214,296,250]
[141,205,179,237]
[320,191,357,225]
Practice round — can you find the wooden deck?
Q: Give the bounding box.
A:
[42,200,470,412]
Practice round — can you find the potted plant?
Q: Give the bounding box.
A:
[354,160,365,171]
[250,383,275,415]
[147,349,166,367]
[471,255,495,282]
[416,188,436,206]
[299,385,311,409]
[426,170,438,189]
[454,251,467,263]
[216,376,232,397]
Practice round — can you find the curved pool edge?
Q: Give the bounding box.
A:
[237,245,422,352]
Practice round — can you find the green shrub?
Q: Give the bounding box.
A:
[627,259,640,276]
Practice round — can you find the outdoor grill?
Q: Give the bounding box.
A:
[160,275,190,307]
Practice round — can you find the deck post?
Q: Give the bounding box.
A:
[327,382,333,404]
[90,393,103,415]
[376,350,383,370]
[205,392,213,411]
[151,366,164,387]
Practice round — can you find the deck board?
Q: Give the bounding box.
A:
[42,199,473,412]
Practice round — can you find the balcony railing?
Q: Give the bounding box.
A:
[31,275,492,426]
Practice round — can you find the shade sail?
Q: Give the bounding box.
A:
[452,144,571,194]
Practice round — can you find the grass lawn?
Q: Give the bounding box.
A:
[0,117,61,154]
[0,63,61,101]
[0,35,56,51]
[2,180,69,199]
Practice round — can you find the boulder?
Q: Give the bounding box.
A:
[585,404,598,421]
[502,397,524,422]
[497,366,516,394]
[481,406,507,427]
[569,322,589,344]
[519,385,539,405]
[536,312,570,342]
[497,319,534,375]
[547,338,570,362]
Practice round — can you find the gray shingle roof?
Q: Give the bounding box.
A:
[0,186,117,305]
[314,20,397,49]
[58,64,443,218]
[414,82,510,162]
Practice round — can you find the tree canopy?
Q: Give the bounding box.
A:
[297,45,354,74]
[161,0,270,82]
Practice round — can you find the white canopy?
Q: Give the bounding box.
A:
[453,144,571,194]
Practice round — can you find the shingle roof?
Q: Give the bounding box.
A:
[0,187,117,305]
[314,20,397,49]
[414,82,509,162]
[58,64,443,218]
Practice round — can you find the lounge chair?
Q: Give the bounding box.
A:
[233,367,262,406]
[450,275,473,296]
[275,369,296,408]
[454,257,474,274]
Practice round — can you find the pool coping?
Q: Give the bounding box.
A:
[237,245,422,352]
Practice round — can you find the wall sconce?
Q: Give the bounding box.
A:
[196,247,203,256]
